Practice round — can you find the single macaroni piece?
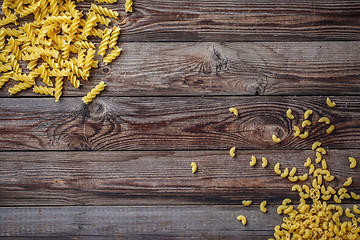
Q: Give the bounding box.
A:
[304,157,312,167]
[299,131,309,139]
[338,188,347,196]
[298,173,308,181]
[351,192,360,200]
[262,157,268,168]
[321,159,327,170]
[286,108,294,119]
[326,125,335,134]
[282,198,292,205]
[323,174,334,182]
[315,152,322,163]
[291,185,302,192]
[191,162,197,174]
[339,193,350,200]
[343,177,352,187]
[345,208,355,218]
[318,117,330,124]
[250,155,257,166]
[288,176,298,182]
[125,0,133,12]
[81,81,107,104]
[312,178,320,190]
[274,163,281,175]
[293,126,300,137]
[289,167,296,177]
[108,26,121,49]
[316,147,326,155]
[326,97,336,107]
[277,205,287,214]
[229,147,236,157]
[260,200,267,213]
[301,120,311,128]
[321,194,331,201]
[349,157,357,168]
[228,107,238,116]
[308,164,315,175]
[237,215,247,225]
[353,205,360,214]
[281,168,289,178]
[242,200,252,206]
[304,110,312,120]
[272,134,281,143]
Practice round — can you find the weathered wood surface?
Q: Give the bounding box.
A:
[0,96,359,151]
[72,0,360,41]
[0,150,359,206]
[0,205,285,238]
[1,42,359,97]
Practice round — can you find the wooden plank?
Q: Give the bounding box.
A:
[0,205,283,238]
[1,42,359,96]
[73,0,360,41]
[0,150,359,206]
[0,96,359,151]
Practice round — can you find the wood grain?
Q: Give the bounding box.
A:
[0,150,359,206]
[0,96,359,151]
[1,42,359,97]
[72,0,360,41]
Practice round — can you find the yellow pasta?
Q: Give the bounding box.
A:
[349,157,357,168]
[237,215,247,225]
[262,157,268,168]
[280,168,289,178]
[228,107,238,116]
[272,134,281,143]
[351,192,360,200]
[242,200,252,206]
[96,0,117,3]
[286,108,294,119]
[304,110,312,120]
[343,177,352,187]
[260,200,267,213]
[291,185,302,192]
[323,174,334,182]
[98,28,111,56]
[229,147,236,157]
[274,163,281,175]
[301,120,311,128]
[304,157,312,167]
[353,205,360,214]
[315,152,322,163]
[298,131,309,139]
[191,162,197,174]
[277,205,287,215]
[250,155,257,166]
[321,159,327,170]
[316,147,326,155]
[345,208,355,218]
[125,0,133,12]
[326,97,336,107]
[298,173,308,181]
[308,164,315,175]
[289,167,296,177]
[288,176,298,182]
[81,81,107,104]
[318,117,330,124]
[33,85,54,96]
[90,4,119,19]
[103,46,122,65]
[326,124,335,134]
[293,126,300,137]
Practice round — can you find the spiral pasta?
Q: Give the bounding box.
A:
[108,25,121,49]
[8,81,33,95]
[54,76,63,102]
[98,28,112,56]
[103,46,122,65]
[33,85,55,96]
[96,0,117,3]
[90,4,119,19]
[82,81,107,104]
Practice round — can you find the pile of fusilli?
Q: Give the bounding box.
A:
[0,0,132,102]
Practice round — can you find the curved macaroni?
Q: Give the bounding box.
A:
[298,174,308,181]
[316,147,326,155]
[262,157,268,168]
[293,126,300,137]
[343,177,352,187]
[301,120,311,128]
[286,108,294,119]
[191,162,197,174]
[274,163,281,175]
[280,168,289,178]
[304,110,312,120]
[228,107,238,116]
[318,117,330,124]
[326,97,336,108]
[349,157,357,168]
[260,200,267,213]
[326,125,335,134]
[288,176,298,182]
[351,192,360,200]
[289,167,296,177]
[237,215,247,225]
[229,147,236,157]
[299,131,309,139]
[272,134,281,143]
[250,155,257,166]
[242,200,252,206]
[304,157,312,167]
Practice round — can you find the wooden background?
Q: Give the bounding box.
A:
[1,0,360,239]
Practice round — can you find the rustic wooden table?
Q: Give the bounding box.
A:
[1,0,360,239]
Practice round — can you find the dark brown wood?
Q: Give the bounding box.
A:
[0,205,286,238]
[0,96,359,151]
[0,150,359,206]
[74,0,360,41]
[1,42,359,97]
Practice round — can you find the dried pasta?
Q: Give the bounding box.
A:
[286,108,294,119]
[349,157,357,168]
[237,215,247,225]
[229,107,238,116]
[293,126,300,137]
[242,200,252,206]
[125,0,133,12]
[191,162,197,174]
[343,177,352,187]
[260,200,267,213]
[298,131,309,139]
[326,97,336,107]
[261,157,268,168]
[229,147,236,157]
[326,124,335,134]
[304,110,312,120]
[272,134,281,143]
[250,155,256,167]
[301,120,311,128]
[81,81,107,104]
[311,141,321,150]
[318,117,330,124]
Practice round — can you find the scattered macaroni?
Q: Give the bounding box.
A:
[299,131,309,139]
[351,192,360,200]
[260,200,267,213]
[318,117,330,124]
[280,168,289,178]
[304,110,312,120]
[354,205,360,214]
[321,159,327,170]
[326,124,335,134]
[191,162,197,174]
[293,126,300,137]
[286,108,294,119]
[274,163,281,175]
[229,107,239,116]
[308,164,315,175]
[272,134,281,143]
[349,157,357,168]
[315,152,322,163]
[343,177,352,187]
[229,147,236,158]
[316,147,326,155]
[242,200,252,206]
[288,176,298,182]
[298,173,308,181]
[236,215,247,225]
[326,97,336,108]
[301,120,311,128]
[262,157,268,168]
[304,157,312,167]
[250,155,257,167]
[289,167,296,177]
[311,141,321,150]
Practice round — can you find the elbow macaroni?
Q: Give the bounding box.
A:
[262,157,268,168]
[250,155,257,166]
[286,109,294,119]
[326,97,336,107]
[304,110,312,120]
[272,134,281,143]
[260,200,267,213]
[349,157,357,168]
[191,162,197,174]
[229,107,239,116]
[229,147,236,158]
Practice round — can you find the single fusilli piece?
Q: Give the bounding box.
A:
[98,28,111,56]
[103,46,122,65]
[108,25,120,49]
[54,76,63,102]
[96,0,117,3]
[90,4,119,19]
[33,85,55,96]
[0,29,6,49]
[125,0,133,12]
[82,81,106,104]
[8,81,34,95]
[0,71,13,89]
